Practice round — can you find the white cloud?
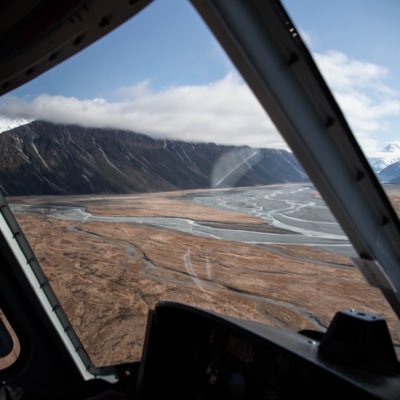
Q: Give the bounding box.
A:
[313,50,400,155]
[0,74,285,149]
[1,50,399,156]
[315,51,388,92]
[299,29,312,48]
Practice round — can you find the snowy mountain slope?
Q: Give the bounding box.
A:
[0,117,31,134]
[369,143,400,174]
[379,161,400,183]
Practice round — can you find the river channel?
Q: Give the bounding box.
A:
[9,184,355,257]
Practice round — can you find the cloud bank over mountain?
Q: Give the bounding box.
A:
[0,121,307,195]
[1,50,399,155]
[0,75,283,149]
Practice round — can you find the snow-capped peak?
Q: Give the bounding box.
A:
[383,143,400,153]
[0,116,32,134]
[368,143,400,173]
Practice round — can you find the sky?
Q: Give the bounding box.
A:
[0,0,399,157]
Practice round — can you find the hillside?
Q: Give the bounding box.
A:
[379,161,400,183]
[0,121,307,195]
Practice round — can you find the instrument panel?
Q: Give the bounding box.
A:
[136,302,400,399]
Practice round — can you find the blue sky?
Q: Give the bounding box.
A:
[284,0,400,70]
[284,0,400,155]
[9,0,232,99]
[1,0,399,156]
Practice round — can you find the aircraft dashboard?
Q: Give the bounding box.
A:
[135,302,400,399]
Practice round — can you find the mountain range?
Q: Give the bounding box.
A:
[0,121,308,196]
[369,143,400,182]
[368,143,400,183]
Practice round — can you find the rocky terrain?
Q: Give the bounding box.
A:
[11,189,399,367]
[0,121,307,196]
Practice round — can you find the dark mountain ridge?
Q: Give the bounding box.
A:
[0,121,307,196]
[379,161,400,183]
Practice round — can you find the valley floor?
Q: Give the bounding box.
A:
[9,184,400,366]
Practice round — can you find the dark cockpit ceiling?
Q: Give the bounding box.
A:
[0,0,152,96]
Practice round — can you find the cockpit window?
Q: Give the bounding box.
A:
[0,0,399,367]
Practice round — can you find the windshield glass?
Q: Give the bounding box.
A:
[0,0,398,367]
[283,0,400,208]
